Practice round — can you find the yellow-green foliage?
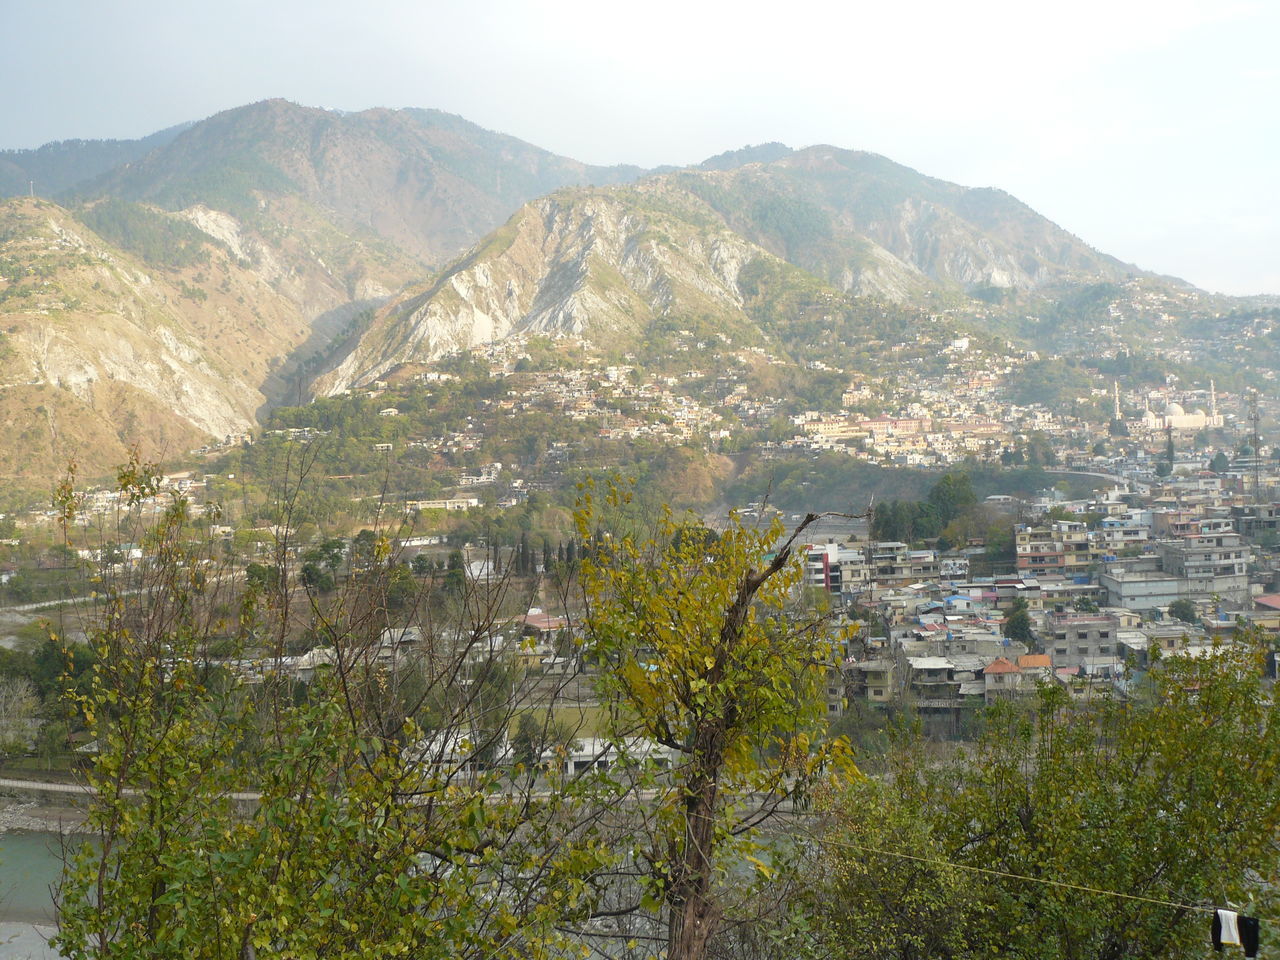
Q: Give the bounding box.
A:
[577,480,856,955]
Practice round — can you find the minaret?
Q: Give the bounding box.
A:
[1210,380,1218,424]
[1113,381,1122,422]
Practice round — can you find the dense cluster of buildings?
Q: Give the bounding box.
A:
[807,472,1280,736]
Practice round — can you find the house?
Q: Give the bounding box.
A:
[983,657,1023,702]
[843,658,897,703]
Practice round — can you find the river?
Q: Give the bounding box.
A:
[0,831,68,959]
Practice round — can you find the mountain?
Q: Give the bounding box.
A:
[672,146,1137,299]
[312,181,786,393]
[0,102,656,476]
[0,104,1255,479]
[0,124,191,198]
[81,99,646,268]
[313,148,1147,392]
[0,197,326,478]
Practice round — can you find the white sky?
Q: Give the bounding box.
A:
[4,0,1276,295]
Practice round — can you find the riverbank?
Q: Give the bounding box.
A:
[0,801,83,837]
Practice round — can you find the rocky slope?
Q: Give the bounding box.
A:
[0,101,658,476]
[313,148,1145,393]
[313,181,781,393]
[0,105,1243,476]
[0,198,329,478]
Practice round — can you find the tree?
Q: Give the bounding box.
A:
[0,676,38,755]
[1002,597,1034,644]
[1168,597,1199,623]
[811,638,1280,959]
[579,488,854,960]
[510,711,580,769]
[299,561,334,593]
[926,472,976,525]
[1210,451,1229,473]
[52,456,610,960]
[244,561,280,591]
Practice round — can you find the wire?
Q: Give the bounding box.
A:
[820,835,1236,916]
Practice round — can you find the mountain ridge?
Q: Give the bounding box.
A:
[0,101,1261,480]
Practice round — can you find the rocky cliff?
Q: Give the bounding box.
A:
[314,181,777,393]
[0,198,326,477]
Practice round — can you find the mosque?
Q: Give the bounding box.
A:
[1133,381,1223,432]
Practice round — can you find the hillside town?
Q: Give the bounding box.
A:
[815,463,1280,735]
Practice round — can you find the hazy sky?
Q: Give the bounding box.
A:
[4,0,1277,295]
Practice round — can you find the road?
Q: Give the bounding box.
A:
[0,776,262,802]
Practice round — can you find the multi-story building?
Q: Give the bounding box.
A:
[843,658,898,703]
[1099,530,1250,610]
[1157,532,1249,605]
[1231,503,1280,539]
[1044,612,1122,672]
[1015,521,1093,578]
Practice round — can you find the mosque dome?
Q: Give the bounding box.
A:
[1164,401,1186,417]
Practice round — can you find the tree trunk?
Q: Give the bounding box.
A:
[667,730,724,960]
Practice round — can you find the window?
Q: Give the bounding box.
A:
[1098,645,1111,655]
[1099,631,1110,639]
[871,688,884,697]
[1055,647,1067,656]
[1077,646,1089,656]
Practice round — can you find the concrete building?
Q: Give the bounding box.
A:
[1044,612,1122,672]
[1016,521,1093,578]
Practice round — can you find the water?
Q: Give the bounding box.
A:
[0,833,65,925]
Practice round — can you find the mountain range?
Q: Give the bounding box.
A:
[0,99,1261,479]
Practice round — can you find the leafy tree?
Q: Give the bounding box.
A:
[580,491,854,960]
[443,549,466,596]
[299,561,334,593]
[34,718,69,770]
[244,561,280,591]
[1210,451,1229,473]
[51,458,611,960]
[510,711,580,769]
[811,639,1280,959]
[1168,598,1199,623]
[1002,597,1034,644]
[927,472,976,524]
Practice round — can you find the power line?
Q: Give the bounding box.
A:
[819,835,1236,916]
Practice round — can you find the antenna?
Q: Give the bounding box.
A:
[1249,389,1261,500]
